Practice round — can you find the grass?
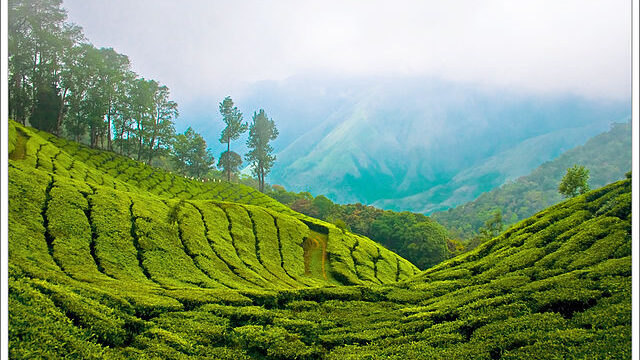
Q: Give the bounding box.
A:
[8,120,631,359]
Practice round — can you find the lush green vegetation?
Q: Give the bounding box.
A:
[9,120,631,358]
[433,121,632,240]
[268,188,452,269]
[9,121,415,288]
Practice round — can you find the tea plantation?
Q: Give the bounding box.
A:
[8,121,631,358]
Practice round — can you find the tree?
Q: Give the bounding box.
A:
[130,78,156,159]
[558,165,590,198]
[145,84,178,165]
[245,109,278,192]
[30,82,62,132]
[467,209,504,250]
[312,195,334,219]
[218,96,247,181]
[8,0,181,161]
[8,0,83,127]
[172,127,215,178]
[370,211,448,269]
[111,71,138,155]
[217,151,243,180]
[97,47,131,151]
[8,0,70,124]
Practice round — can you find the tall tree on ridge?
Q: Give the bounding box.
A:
[98,47,131,151]
[146,84,178,165]
[112,70,137,155]
[218,96,247,181]
[246,109,278,192]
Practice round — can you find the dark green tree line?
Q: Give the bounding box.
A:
[8,0,179,166]
[269,186,451,269]
[9,0,279,186]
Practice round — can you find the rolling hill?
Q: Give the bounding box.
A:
[8,120,417,289]
[8,120,631,358]
[432,121,632,240]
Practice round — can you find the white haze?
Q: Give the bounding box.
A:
[63,0,631,106]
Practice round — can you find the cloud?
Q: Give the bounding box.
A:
[63,0,631,104]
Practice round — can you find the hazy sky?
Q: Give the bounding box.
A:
[63,0,631,106]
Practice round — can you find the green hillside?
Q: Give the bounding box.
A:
[433,121,632,240]
[9,121,416,289]
[9,121,631,358]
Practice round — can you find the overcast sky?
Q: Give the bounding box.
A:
[63,0,631,106]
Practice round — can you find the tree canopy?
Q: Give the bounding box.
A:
[246,109,278,192]
[8,0,179,164]
[8,0,280,187]
[172,127,215,178]
[558,164,590,198]
[269,186,451,269]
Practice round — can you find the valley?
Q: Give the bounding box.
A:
[8,121,632,359]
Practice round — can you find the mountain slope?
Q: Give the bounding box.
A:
[10,122,631,358]
[432,121,632,239]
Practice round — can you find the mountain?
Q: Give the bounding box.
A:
[9,120,631,358]
[432,121,632,240]
[241,75,630,213]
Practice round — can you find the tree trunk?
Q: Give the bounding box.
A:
[137,119,143,161]
[107,101,112,151]
[147,134,156,165]
[126,128,132,157]
[226,141,231,182]
[117,126,125,154]
[55,87,68,136]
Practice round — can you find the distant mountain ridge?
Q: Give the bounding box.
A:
[249,75,630,213]
[432,121,632,239]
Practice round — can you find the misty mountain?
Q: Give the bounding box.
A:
[237,75,629,213]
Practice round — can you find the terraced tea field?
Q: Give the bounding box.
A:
[8,121,631,359]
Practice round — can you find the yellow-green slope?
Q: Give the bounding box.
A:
[9,121,418,292]
[8,121,630,359]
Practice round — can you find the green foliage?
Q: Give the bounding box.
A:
[172,127,215,178]
[245,109,279,192]
[30,82,63,133]
[9,0,179,156]
[270,187,450,270]
[332,219,350,233]
[219,96,247,145]
[217,150,243,179]
[558,164,590,198]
